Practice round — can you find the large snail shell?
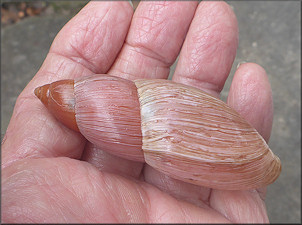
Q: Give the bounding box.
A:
[34,75,281,190]
[134,79,281,190]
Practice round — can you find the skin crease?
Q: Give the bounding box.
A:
[1,1,275,223]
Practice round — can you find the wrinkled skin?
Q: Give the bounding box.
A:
[2,1,274,223]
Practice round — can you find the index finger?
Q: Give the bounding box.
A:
[2,1,133,168]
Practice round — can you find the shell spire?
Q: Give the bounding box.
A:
[34,79,79,132]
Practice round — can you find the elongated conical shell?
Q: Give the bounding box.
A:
[134,79,281,190]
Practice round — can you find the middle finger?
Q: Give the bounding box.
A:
[108,1,198,80]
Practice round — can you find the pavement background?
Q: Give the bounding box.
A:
[1,1,301,223]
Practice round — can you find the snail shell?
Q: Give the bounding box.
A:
[34,74,281,190]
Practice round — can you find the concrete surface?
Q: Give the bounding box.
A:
[1,1,301,223]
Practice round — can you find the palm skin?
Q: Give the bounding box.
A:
[2,1,273,223]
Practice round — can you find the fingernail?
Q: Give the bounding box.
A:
[128,0,133,8]
[237,61,248,69]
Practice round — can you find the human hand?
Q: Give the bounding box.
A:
[2,1,273,223]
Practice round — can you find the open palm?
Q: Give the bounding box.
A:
[2,1,273,223]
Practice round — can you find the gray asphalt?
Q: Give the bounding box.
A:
[1,1,300,223]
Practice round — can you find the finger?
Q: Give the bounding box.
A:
[81,142,143,179]
[228,63,273,200]
[227,63,273,142]
[172,1,238,98]
[35,1,133,84]
[144,0,238,202]
[108,1,198,80]
[47,1,133,76]
[209,190,269,223]
[2,157,230,223]
[2,1,133,168]
[144,166,212,209]
[209,63,273,223]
